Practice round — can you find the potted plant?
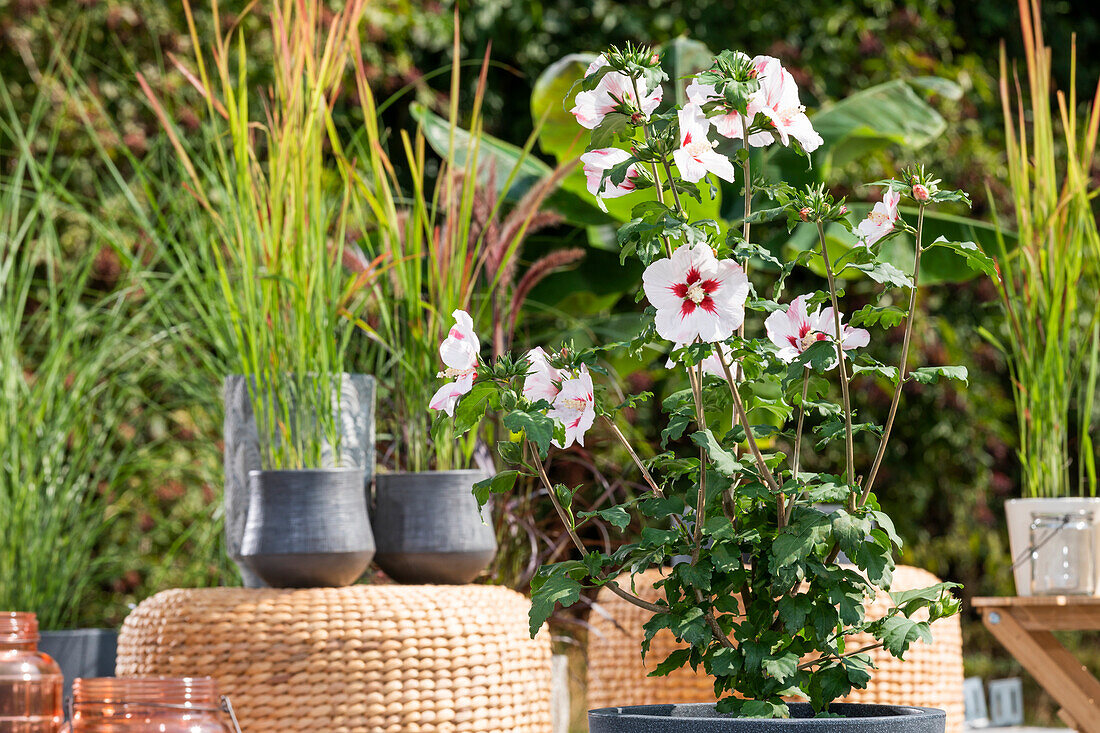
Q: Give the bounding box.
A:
[991,3,1100,596]
[340,42,579,585]
[432,45,981,726]
[143,0,377,588]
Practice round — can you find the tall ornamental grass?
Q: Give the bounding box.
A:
[0,79,156,628]
[991,0,1100,498]
[140,0,369,470]
[341,28,575,473]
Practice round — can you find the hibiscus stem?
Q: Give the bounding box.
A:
[604,416,663,498]
[717,348,783,498]
[783,366,811,525]
[740,116,752,250]
[528,438,667,615]
[860,205,925,506]
[628,74,677,257]
[816,221,856,490]
[735,116,752,386]
[687,354,709,558]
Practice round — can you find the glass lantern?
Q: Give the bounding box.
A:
[1030,510,1097,596]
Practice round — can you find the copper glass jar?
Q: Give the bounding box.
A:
[0,612,64,732]
[64,677,235,732]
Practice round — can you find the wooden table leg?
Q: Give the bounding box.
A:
[1058,708,1082,732]
[981,607,1100,733]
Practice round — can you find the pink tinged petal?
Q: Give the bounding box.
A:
[429,381,466,416]
[640,84,663,118]
[883,189,901,218]
[439,310,479,370]
[585,55,608,77]
[842,327,870,351]
[523,347,567,404]
[570,89,604,129]
[580,147,631,195]
[548,368,596,448]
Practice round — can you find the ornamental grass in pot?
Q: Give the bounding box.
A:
[143,0,377,588]
[990,1,1100,597]
[340,38,579,585]
[430,45,983,727]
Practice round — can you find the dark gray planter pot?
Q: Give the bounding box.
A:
[372,469,497,584]
[38,629,117,703]
[224,373,375,587]
[588,703,945,733]
[240,468,375,588]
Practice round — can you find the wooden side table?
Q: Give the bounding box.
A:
[974,596,1100,733]
[116,585,553,733]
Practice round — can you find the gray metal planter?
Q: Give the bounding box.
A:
[372,469,497,584]
[240,468,375,588]
[223,373,375,587]
[588,703,945,733]
[38,629,117,704]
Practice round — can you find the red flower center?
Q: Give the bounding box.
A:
[672,267,720,317]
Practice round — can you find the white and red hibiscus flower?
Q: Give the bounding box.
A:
[855,189,901,247]
[571,56,663,129]
[428,309,480,416]
[523,346,570,405]
[686,55,822,153]
[580,148,640,210]
[642,243,750,343]
[673,104,737,183]
[750,56,823,153]
[764,295,869,365]
[547,365,596,448]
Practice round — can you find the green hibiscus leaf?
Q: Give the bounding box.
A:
[908,365,968,385]
[472,469,520,509]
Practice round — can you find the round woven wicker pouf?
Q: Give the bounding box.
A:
[586,566,964,733]
[116,585,552,733]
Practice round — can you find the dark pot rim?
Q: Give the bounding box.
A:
[588,702,945,723]
[377,468,486,479]
[248,467,366,478]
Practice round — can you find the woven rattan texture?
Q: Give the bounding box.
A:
[116,585,552,733]
[586,566,964,733]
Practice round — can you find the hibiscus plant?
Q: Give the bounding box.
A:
[431,45,981,716]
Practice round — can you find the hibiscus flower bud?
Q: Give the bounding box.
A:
[912,184,930,202]
[838,205,849,215]
[630,111,645,125]
[650,54,660,65]
[799,207,812,222]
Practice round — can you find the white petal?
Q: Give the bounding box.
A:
[642,256,687,311]
[673,148,708,183]
[785,114,823,152]
[678,103,710,144]
[686,81,717,105]
[700,149,738,183]
[765,308,796,349]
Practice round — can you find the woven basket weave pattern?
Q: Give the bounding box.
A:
[117,586,552,733]
[586,566,964,733]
